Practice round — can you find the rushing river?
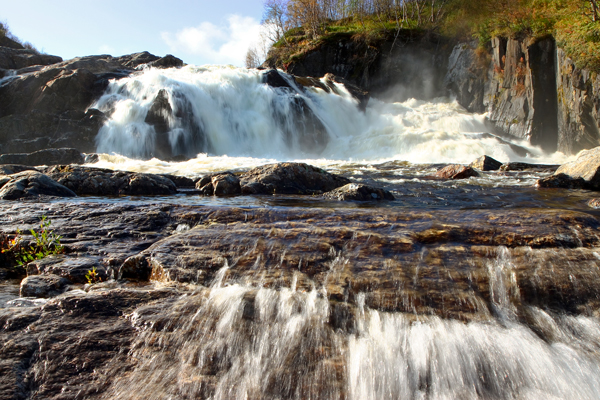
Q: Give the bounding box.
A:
[4,65,600,399]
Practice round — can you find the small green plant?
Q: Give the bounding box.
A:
[85,267,102,284]
[1,216,64,267]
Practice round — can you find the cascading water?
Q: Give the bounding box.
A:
[92,65,570,169]
[99,248,600,400]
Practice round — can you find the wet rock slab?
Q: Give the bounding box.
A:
[0,201,600,398]
[0,286,178,400]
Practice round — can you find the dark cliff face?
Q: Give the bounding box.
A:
[485,37,559,153]
[556,48,600,154]
[445,36,600,156]
[266,31,453,102]
[278,29,600,156]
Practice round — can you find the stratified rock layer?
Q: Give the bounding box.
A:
[0,201,600,398]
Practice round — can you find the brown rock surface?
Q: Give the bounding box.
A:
[44,165,177,196]
[435,164,479,179]
[0,201,599,398]
[240,162,351,195]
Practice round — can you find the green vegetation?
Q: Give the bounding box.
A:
[256,0,600,72]
[85,267,102,284]
[1,216,64,268]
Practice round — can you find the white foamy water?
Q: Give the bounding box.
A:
[91,65,572,176]
[100,262,600,400]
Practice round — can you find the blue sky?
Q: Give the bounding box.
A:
[3,0,266,66]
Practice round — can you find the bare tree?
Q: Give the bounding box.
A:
[263,0,291,46]
[245,47,261,69]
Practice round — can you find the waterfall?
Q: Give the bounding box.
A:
[100,249,600,400]
[92,66,570,165]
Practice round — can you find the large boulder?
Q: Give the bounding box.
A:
[0,171,77,200]
[240,162,350,195]
[537,147,600,189]
[0,148,85,166]
[44,165,177,196]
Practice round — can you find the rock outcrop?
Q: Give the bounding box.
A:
[0,49,168,156]
[265,30,452,102]
[555,48,600,154]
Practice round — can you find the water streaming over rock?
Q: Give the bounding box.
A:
[97,247,600,400]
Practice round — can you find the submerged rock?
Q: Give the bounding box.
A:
[0,171,77,200]
[435,165,479,179]
[323,183,394,201]
[240,162,350,195]
[20,274,70,298]
[500,162,559,172]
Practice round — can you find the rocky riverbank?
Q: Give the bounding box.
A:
[2,193,600,398]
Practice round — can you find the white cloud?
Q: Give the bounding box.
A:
[161,15,262,67]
